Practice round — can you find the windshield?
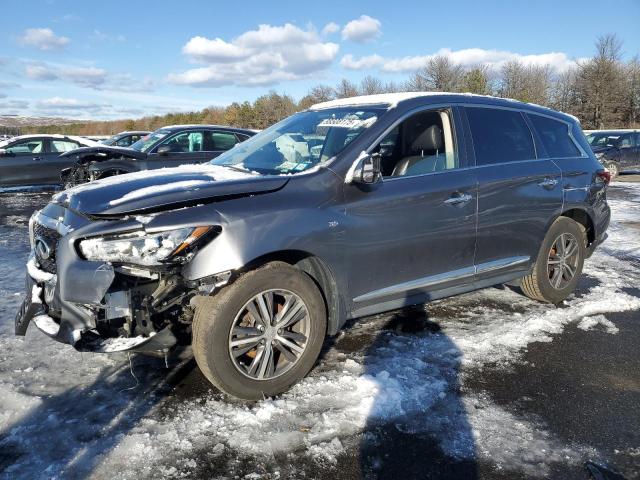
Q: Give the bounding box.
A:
[129,129,171,152]
[211,107,385,175]
[586,132,622,148]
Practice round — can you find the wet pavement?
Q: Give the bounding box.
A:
[0,182,638,480]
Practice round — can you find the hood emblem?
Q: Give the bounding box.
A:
[35,236,53,260]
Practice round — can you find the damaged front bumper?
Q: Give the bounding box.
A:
[15,255,178,353]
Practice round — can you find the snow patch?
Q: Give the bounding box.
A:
[577,314,619,334]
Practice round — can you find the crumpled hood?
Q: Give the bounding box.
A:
[53,165,289,216]
[60,145,148,162]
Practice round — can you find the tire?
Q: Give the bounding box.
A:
[192,262,327,400]
[521,217,586,304]
[604,161,619,179]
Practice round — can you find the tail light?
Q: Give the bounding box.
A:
[596,169,611,186]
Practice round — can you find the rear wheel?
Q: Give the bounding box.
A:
[192,262,327,400]
[604,161,619,179]
[521,217,586,303]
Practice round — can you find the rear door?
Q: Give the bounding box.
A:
[619,132,640,169]
[45,138,83,183]
[203,130,241,161]
[0,137,48,186]
[464,106,563,274]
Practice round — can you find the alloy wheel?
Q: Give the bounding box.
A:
[547,232,580,290]
[228,289,310,380]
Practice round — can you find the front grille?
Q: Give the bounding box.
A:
[33,222,61,274]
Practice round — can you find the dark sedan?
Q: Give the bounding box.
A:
[61,124,256,187]
[0,134,99,187]
[101,131,151,148]
[586,129,640,177]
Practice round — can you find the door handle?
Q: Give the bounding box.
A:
[538,178,558,189]
[32,156,43,161]
[444,193,473,206]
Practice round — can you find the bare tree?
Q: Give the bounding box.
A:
[575,34,625,128]
[406,55,464,92]
[334,78,359,98]
[298,84,336,109]
[460,66,491,95]
[498,60,552,105]
[359,75,385,95]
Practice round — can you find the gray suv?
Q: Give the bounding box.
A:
[15,93,611,400]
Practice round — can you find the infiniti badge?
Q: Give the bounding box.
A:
[34,236,52,260]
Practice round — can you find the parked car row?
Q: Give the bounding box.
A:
[0,126,255,188]
[585,129,640,177]
[0,134,99,186]
[15,92,611,400]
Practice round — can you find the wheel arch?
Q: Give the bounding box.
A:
[560,208,595,246]
[240,250,345,336]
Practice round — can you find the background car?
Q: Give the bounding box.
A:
[585,129,640,177]
[101,131,150,147]
[61,124,256,187]
[0,134,99,187]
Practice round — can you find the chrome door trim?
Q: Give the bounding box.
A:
[353,256,530,303]
[353,266,475,303]
[474,256,530,274]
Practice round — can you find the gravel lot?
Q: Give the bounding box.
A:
[0,180,639,480]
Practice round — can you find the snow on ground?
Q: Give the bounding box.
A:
[0,184,639,479]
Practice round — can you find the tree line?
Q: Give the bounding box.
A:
[24,34,639,136]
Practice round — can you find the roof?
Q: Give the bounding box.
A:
[114,131,150,135]
[161,124,255,133]
[309,92,577,122]
[0,134,98,145]
[585,129,639,134]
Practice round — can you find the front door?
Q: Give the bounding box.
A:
[0,137,48,186]
[343,107,477,315]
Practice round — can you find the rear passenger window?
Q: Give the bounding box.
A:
[466,107,535,165]
[529,114,582,158]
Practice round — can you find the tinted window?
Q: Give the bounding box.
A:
[528,114,581,158]
[5,139,44,154]
[206,131,238,151]
[50,140,80,153]
[160,131,203,152]
[619,133,633,147]
[466,107,535,165]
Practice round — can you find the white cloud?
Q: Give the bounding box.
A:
[322,22,340,35]
[90,30,126,43]
[169,23,340,87]
[18,28,69,51]
[341,15,381,43]
[35,97,113,117]
[25,64,59,81]
[341,48,579,74]
[23,61,152,92]
[340,53,384,70]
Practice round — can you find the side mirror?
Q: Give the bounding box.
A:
[156,145,172,156]
[348,152,382,185]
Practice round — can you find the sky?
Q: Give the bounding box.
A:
[0,0,639,120]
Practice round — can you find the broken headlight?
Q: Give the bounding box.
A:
[78,227,212,266]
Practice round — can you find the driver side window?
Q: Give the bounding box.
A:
[5,139,44,155]
[160,131,203,153]
[372,109,458,178]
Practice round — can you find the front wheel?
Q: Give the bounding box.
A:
[521,217,586,304]
[192,262,327,400]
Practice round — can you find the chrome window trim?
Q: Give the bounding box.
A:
[355,101,583,184]
[353,256,530,303]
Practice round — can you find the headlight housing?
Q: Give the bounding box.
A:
[78,226,212,265]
